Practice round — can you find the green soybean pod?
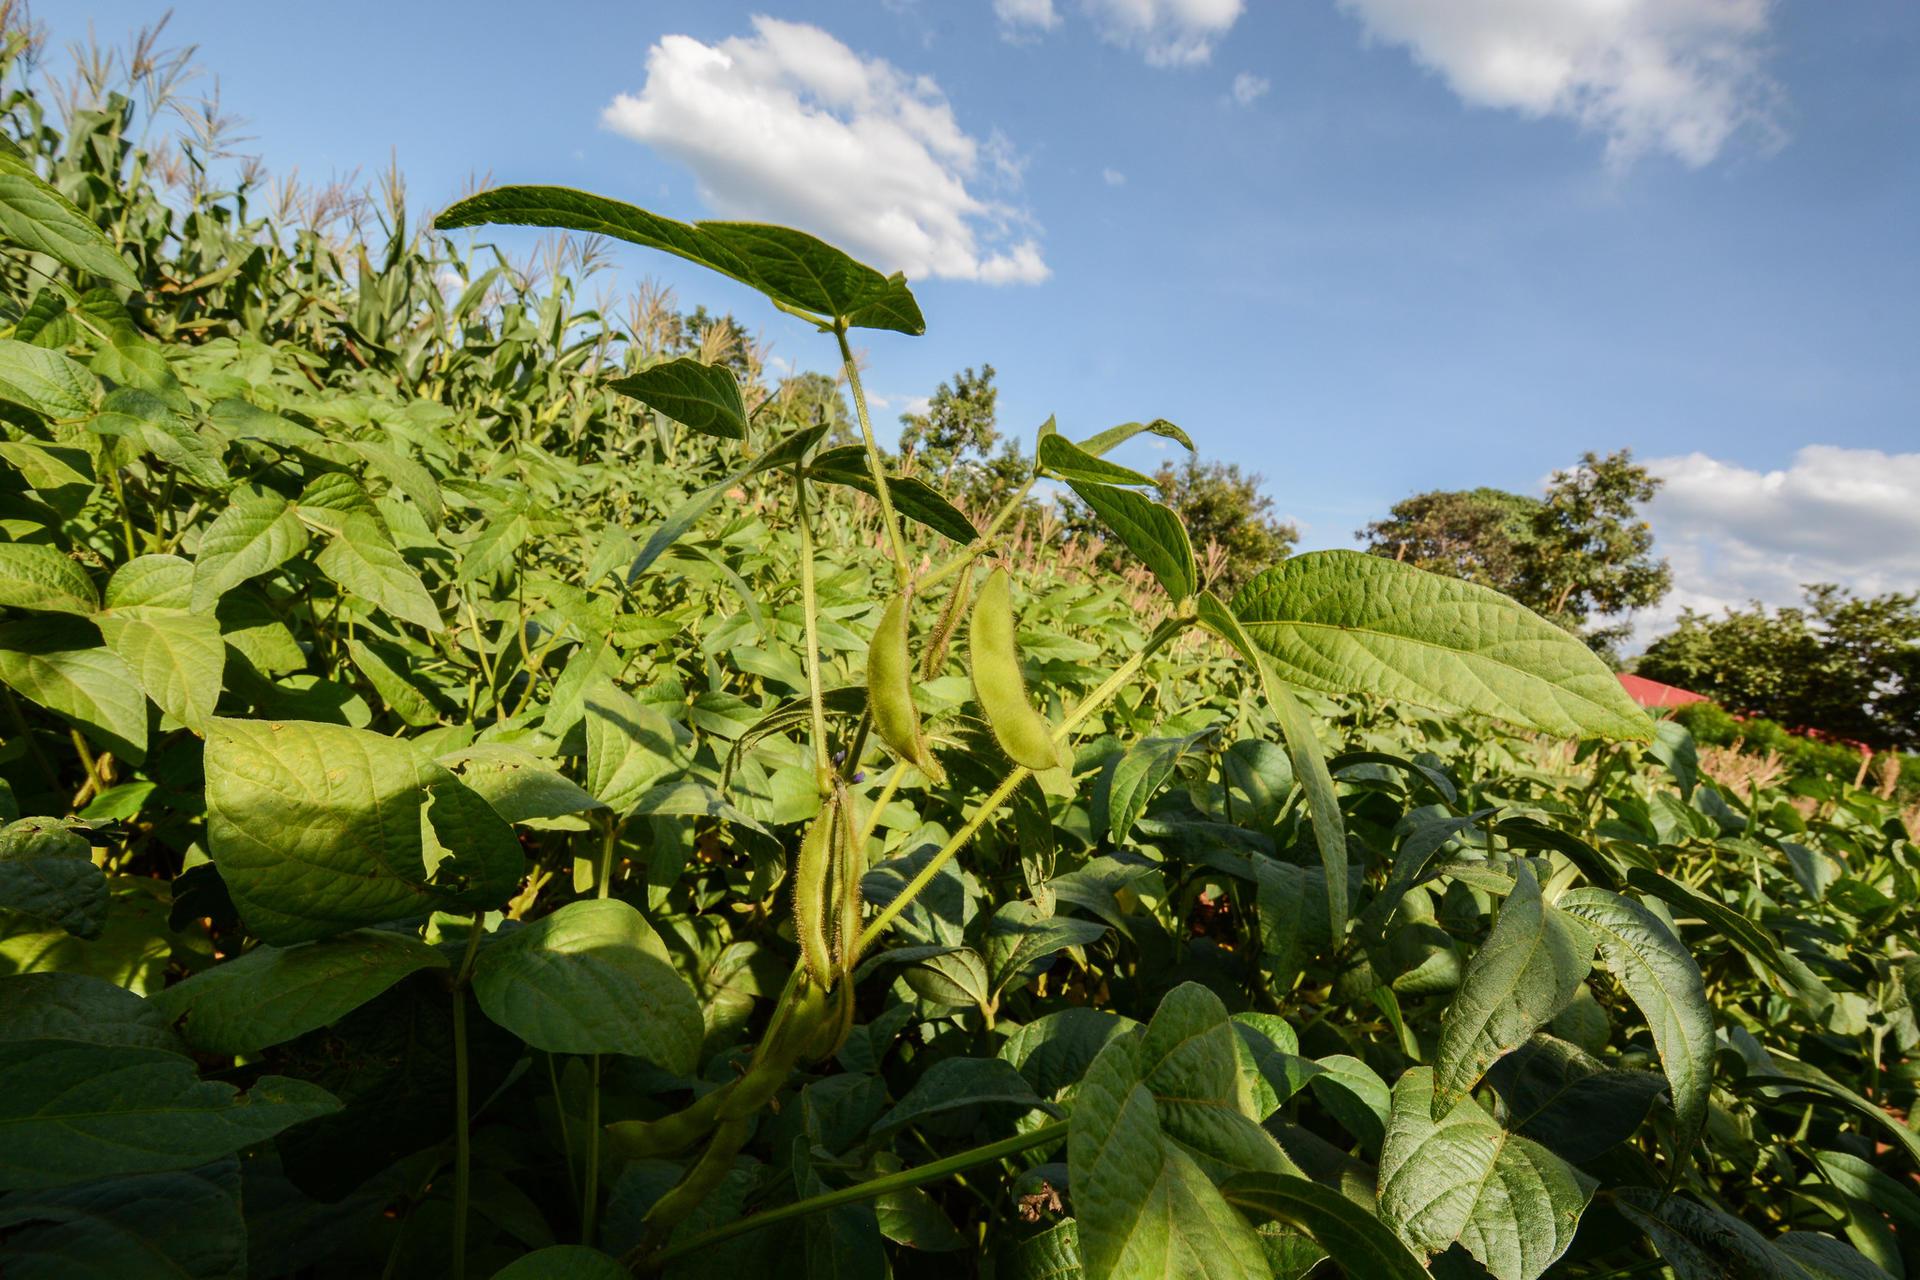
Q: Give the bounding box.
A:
[920,565,973,681]
[792,798,836,989]
[969,568,1062,772]
[605,1079,733,1158]
[833,781,862,970]
[867,590,944,782]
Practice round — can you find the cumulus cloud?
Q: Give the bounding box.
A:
[1629,446,1920,643]
[1102,167,1127,185]
[1334,0,1780,165]
[1231,71,1270,105]
[1085,0,1246,66]
[601,17,1048,285]
[995,0,1060,35]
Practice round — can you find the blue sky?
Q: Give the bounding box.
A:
[54,1,1920,636]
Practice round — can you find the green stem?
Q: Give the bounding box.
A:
[641,1119,1069,1272]
[834,324,912,585]
[449,913,485,1280]
[794,468,832,779]
[583,1053,602,1245]
[918,473,1041,593]
[855,620,1182,958]
[595,813,619,900]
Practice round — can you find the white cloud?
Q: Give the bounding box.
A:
[1629,447,1920,644]
[996,0,1060,35]
[1231,71,1270,106]
[601,18,1048,285]
[1083,0,1245,67]
[1334,0,1780,165]
[1102,167,1127,185]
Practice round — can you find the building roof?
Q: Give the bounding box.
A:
[1618,672,1708,709]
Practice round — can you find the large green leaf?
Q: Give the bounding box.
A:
[583,682,689,817]
[0,153,141,288]
[0,1041,338,1190]
[1379,1067,1597,1280]
[0,818,105,939]
[1037,434,1154,487]
[315,512,442,631]
[0,972,182,1053]
[469,899,703,1072]
[0,544,97,614]
[438,743,605,824]
[1134,983,1290,1181]
[203,718,524,944]
[1220,1172,1429,1280]
[1625,867,1833,1013]
[95,606,225,732]
[0,618,148,763]
[1557,887,1714,1161]
[0,339,97,420]
[189,494,310,611]
[150,929,449,1055]
[0,1157,244,1280]
[808,445,977,545]
[607,356,747,440]
[435,188,924,334]
[1067,1032,1271,1280]
[1065,480,1196,602]
[489,1246,630,1279]
[1615,1189,1820,1280]
[1232,550,1652,741]
[1434,861,1595,1110]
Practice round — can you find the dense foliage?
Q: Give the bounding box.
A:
[1,26,1917,1280]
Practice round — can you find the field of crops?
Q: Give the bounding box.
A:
[1,34,1917,1280]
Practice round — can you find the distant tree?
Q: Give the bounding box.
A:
[897,365,1026,512]
[1638,585,1920,748]
[774,371,853,443]
[1359,487,1541,588]
[1362,449,1670,661]
[1063,456,1296,596]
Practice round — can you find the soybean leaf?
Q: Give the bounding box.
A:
[1625,867,1833,1013]
[1379,1067,1597,1280]
[0,339,97,420]
[1096,731,1207,844]
[808,445,976,545]
[872,1056,1055,1136]
[0,618,148,763]
[1067,1032,1271,1280]
[608,356,747,440]
[1136,983,1291,1180]
[0,544,97,614]
[0,827,106,939]
[438,743,605,824]
[189,494,310,611]
[1738,1060,1920,1171]
[0,973,183,1053]
[0,1041,339,1190]
[1434,861,1595,1111]
[0,1157,245,1280]
[1221,1172,1429,1280]
[1065,479,1196,602]
[999,1006,1137,1099]
[1037,434,1154,487]
[1615,1188,1813,1280]
[95,606,225,732]
[985,900,1108,997]
[150,930,449,1055]
[315,513,442,632]
[470,899,703,1072]
[584,682,689,817]
[629,424,827,578]
[1557,887,1714,1160]
[204,718,524,944]
[1232,550,1653,741]
[1075,418,1195,457]
[435,188,924,334]
[0,153,141,288]
[1483,1036,1665,1165]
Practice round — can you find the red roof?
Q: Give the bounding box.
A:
[1617,673,1708,709]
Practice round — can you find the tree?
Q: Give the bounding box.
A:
[773,370,853,443]
[1063,456,1297,596]
[897,365,1026,512]
[1638,586,1920,748]
[1358,487,1541,588]
[1361,450,1670,661]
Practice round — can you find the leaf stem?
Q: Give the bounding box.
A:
[449,912,486,1280]
[639,1119,1069,1271]
[834,324,912,585]
[793,467,832,779]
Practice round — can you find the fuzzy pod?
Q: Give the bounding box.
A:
[605,1079,734,1159]
[867,590,945,783]
[832,781,863,970]
[920,565,974,681]
[792,797,837,989]
[968,568,1062,772]
[637,1115,754,1249]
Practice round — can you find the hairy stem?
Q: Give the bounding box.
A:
[835,325,912,585]
[794,467,832,779]
[640,1119,1069,1271]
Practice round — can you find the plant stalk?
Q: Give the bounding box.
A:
[449,913,486,1280]
[794,467,832,779]
[639,1119,1069,1271]
[835,324,913,585]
